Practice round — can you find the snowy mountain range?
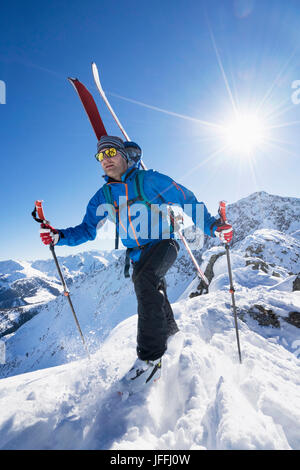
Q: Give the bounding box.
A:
[0,190,299,450]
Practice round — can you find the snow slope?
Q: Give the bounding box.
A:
[0,191,299,450]
[0,251,299,450]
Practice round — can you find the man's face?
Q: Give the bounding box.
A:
[101,150,128,181]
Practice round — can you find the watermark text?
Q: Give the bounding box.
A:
[96,200,206,249]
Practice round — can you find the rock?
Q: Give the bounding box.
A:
[284,312,300,328]
[245,259,269,273]
[292,275,300,292]
[247,304,281,328]
[189,251,225,298]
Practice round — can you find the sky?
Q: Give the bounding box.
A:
[0,0,300,261]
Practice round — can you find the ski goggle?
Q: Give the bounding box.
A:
[95,147,118,162]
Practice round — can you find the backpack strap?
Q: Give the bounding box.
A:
[133,170,174,233]
[134,170,166,206]
[102,184,119,249]
[125,171,145,207]
[133,171,151,206]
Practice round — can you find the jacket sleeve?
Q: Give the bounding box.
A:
[143,170,219,237]
[56,189,108,246]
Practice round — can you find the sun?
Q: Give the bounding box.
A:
[221,112,267,156]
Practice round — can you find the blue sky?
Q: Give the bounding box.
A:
[0,0,300,261]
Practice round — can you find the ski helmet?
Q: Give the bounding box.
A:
[124,141,142,163]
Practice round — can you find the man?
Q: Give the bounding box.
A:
[40,136,233,388]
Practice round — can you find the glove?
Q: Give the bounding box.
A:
[40,223,60,246]
[215,222,233,243]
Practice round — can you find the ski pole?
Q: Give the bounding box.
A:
[219,201,242,364]
[32,200,90,359]
[169,209,209,286]
[178,230,209,286]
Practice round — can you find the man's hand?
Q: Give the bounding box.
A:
[215,222,233,244]
[40,223,60,246]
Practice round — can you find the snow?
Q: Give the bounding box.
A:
[0,274,299,449]
[0,191,299,450]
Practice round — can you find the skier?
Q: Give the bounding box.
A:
[40,136,233,389]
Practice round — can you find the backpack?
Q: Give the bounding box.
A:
[102,170,158,277]
[102,170,176,277]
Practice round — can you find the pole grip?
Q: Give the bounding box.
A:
[35,200,46,221]
[32,200,50,224]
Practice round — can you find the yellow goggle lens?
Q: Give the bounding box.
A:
[95,147,118,162]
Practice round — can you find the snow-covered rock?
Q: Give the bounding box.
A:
[0,190,299,449]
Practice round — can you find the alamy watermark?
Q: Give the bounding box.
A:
[291,80,300,105]
[0,341,5,364]
[96,200,206,249]
[0,80,6,104]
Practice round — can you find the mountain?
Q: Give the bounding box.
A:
[0,190,299,449]
[0,250,122,309]
[0,250,126,338]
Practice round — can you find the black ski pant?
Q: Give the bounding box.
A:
[132,239,180,361]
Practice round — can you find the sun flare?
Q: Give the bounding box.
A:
[221,113,267,156]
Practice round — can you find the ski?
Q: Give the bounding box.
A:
[68,77,107,140]
[91,62,209,286]
[91,62,147,171]
[91,62,130,142]
[116,372,161,401]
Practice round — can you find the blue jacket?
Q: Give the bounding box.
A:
[57,167,219,262]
